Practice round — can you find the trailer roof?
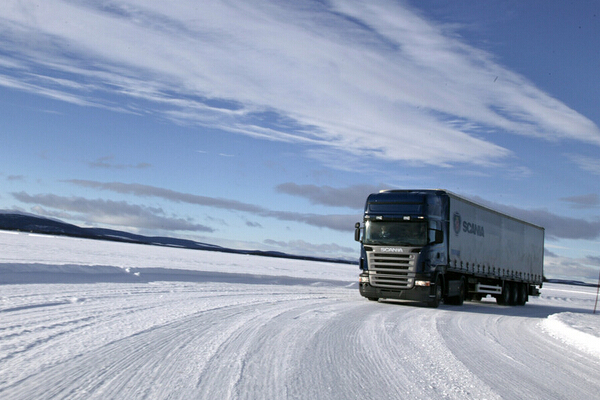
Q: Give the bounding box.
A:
[374,189,545,231]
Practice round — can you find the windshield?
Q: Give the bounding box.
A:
[363,221,427,246]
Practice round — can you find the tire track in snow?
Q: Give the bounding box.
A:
[1,287,352,399]
[314,302,503,400]
[193,297,340,399]
[437,301,600,399]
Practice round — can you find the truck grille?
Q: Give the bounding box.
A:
[367,250,417,289]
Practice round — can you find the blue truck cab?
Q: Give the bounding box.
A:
[355,190,447,306]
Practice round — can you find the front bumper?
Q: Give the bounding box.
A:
[359,281,433,302]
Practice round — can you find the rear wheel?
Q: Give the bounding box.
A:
[497,281,511,305]
[459,276,468,304]
[516,283,528,306]
[509,282,519,305]
[447,276,466,306]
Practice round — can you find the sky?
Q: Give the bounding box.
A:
[1,0,599,282]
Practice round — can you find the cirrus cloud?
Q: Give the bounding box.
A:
[1,0,598,171]
[12,191,213,233]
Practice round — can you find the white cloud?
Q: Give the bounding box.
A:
[544,251,600,283]
[13,192,214,233]
[568,154,600,176]
[1,0,598,168]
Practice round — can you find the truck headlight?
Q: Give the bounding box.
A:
[414,280,431,287]
[359,275,370,283]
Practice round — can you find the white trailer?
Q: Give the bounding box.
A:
[447,192,544,303]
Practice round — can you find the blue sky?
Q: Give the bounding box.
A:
[1,0,599,282]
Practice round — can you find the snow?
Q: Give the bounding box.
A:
[542,311,600,357]
[1,231,599,399]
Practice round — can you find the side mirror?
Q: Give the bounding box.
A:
[354,222,362,242]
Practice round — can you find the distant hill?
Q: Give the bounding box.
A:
[0,211,355,265]
[545,279,597,288]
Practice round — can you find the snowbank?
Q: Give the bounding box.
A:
[542,312,600,357]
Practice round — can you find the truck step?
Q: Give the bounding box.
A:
[474,283,502,294]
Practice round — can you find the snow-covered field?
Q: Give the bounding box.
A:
[1,231,599,399]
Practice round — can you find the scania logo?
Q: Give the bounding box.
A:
[380,247,404,252]
[453,212,461,236]
[453,211,485,237]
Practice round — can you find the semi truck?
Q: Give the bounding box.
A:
[355,189,544,307]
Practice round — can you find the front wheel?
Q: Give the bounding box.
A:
[427,278,443,308]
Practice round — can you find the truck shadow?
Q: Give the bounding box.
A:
[378,298,596,318]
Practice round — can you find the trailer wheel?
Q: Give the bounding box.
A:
[516,283,528,306]
[497,281,511,305]
[427,277,443,308]
[509,282,519,305]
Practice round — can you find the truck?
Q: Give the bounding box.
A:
[354,189,544,307]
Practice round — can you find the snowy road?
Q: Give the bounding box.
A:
[1,232,599,399]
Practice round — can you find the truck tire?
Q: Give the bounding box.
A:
[459,276,468,305]
[446,276,466,306]
[509,282,519,305]
[497,281,511,305]
[427,277,443,308]
[516,283,528,306]
[367,297,379,302]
